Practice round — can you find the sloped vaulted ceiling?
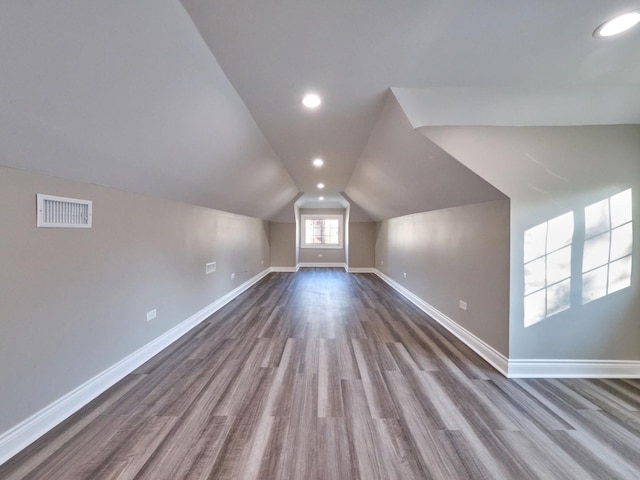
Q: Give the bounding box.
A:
[181,0,639,219]
[2,1,639,221]
[344,92,506,221]
[0,0,297,219]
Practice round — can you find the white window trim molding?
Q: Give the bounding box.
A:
[300,214,344,249]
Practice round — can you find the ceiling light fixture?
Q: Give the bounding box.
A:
[317,183,325,189]
[312,158,324,167]
[319,196,324,201]
[302,93,322,109]
[594,10,640,37]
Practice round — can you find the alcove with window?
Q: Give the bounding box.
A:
[298,209,346,265]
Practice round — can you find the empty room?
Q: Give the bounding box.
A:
[1,1,639,479]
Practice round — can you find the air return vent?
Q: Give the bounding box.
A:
[37,194,92,228]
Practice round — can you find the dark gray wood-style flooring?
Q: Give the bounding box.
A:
[2,268,640,479]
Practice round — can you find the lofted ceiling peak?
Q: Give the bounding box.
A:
[2,1,638,222]
[344,91,506,221]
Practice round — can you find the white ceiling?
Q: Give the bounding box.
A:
[1,1,638,220]
[394,86,640,128]
[0,0,297,219]
[345,92,506,221]
[182,0,640,213]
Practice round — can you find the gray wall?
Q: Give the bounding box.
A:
[345,91,505,221]
[376,199,511,357]
[423,125,640,360]
[298,208,346,264]
[270,222,296,268]
[0,165,270,433]
[348,222,376,268]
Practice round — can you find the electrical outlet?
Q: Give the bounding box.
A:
[318,253,323,257]
[146,309,157,321]
[380,260,384,265]
[403,272,407,278]
[459,300,467,311]
[261,260,264,265]
[206,261,216,274]
[231,273,235,279]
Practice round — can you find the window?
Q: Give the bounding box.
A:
[301,214,343,248]
[523,211,574,327]
[521,188,634,327]
[582,189,633,304]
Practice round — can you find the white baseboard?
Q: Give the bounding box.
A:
[298,262,346,269]
[346,267,376,273]
[373,269,509,377]
[0,268,271,467]
[508,359,640,378]
[372,269,640,379]
[271,265,374,274]
[270,266,299,273]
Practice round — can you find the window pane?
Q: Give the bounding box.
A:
[610,223,633,261]
[524,289,546,327]
[583,232,610,272]
[585,198,610,238]
[582,265,608,304]
[546,278,571,317]
[302,216,342,246]
[547,245,571,285]
[524,257,545,295]
[610,189,632,228]
[524,222,547,263]
[547,212,574,252]
[608,255,632,294]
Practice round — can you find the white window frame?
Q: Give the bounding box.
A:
[301,214,344,249]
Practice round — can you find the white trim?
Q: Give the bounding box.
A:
[0,268,271,467]
[372,269,640,379]
[346,267,376,273]
[373,269,509,376]
[507,359,640,378]
[298,262,347,268]
[300,214,344,249]
[270,266,299,273]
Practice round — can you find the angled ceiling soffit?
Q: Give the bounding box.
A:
[344,90,506,221]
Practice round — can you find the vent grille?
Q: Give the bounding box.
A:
[37,194,92,228]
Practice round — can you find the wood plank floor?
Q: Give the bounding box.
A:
[2,268,640,479]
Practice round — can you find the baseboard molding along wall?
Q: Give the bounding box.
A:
[0,268,272,467]
[272,265,375,273]
[346,267,376,273]
[4,267,639,466]
[270,266,299,273]
[507,359,640,378]
[297,262,346,268]
[373,269,509,377]
[372,269,640,380]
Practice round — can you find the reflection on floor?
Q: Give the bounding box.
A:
[2,269,639,479]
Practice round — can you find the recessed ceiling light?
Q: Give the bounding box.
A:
[594,10,640,37]
[312,158,324,167]
[319,196,324,201]
[302,93,322,109]
[317,183,325,189]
